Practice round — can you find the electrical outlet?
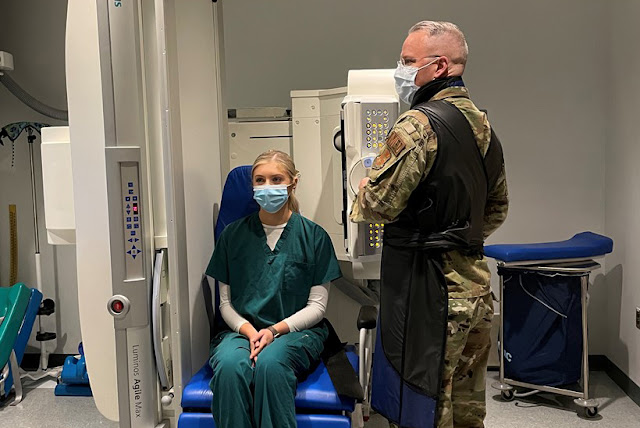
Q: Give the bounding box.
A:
[636,307,640,330]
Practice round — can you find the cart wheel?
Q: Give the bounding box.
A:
[501,390,515,402]
[582,407,598,418]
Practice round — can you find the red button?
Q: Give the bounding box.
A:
[112,300,124,313]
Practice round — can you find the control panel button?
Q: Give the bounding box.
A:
[111,300,124,314]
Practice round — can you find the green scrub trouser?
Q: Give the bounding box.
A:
[209,330,326,428]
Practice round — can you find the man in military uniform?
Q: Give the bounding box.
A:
[351,21,508,428]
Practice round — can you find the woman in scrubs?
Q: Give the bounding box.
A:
[206,150,342,428]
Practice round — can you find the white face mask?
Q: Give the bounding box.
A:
[393,57,439,104]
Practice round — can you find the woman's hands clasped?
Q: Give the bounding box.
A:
[248,328,276,364]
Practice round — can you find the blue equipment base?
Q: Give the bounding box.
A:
[54,384,93,397]
[54,346,92,397]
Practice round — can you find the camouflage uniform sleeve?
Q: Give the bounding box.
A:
[483,162,509,238]
[350,113,436,223]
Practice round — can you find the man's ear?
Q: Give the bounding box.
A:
[435,56,450,78]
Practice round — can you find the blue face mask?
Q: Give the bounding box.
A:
[253,184,291,213]
[394,57,439,104]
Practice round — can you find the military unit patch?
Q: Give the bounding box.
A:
[400,120,418,136]
[372,147,391,170]
[386,131,406,157]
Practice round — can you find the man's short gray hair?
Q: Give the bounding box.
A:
[409,21,468,64]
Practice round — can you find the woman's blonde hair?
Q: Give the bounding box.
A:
[251,150,300,213]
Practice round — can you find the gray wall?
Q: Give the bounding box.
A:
[222,0,609,351]
[0,0,80,354]
[607,0,640,387]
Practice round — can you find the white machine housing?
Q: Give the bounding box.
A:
[227,107,292,170]
[41,126,75,245]
[342,69,399,278]
[291,87,347,260]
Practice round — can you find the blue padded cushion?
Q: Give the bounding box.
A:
[0,283,31,367]
[182,350,358,413]
[13,289,42,364]
[178,412,350,428]
[484,232,613,262]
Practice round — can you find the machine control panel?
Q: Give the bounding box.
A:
[367,222,384,252]
[120,164,143,280]
[363,105,392,154]
[359,102,397,256]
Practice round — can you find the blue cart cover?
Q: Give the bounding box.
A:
[499,268,584,386]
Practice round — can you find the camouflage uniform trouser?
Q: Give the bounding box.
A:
[438,293,494,428]
[389,293,494,428]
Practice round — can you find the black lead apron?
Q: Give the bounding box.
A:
[371,242,449,428]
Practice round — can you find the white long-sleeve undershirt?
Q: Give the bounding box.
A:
[215,221,330,333]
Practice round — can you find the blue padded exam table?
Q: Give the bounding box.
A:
[485,232,613,418]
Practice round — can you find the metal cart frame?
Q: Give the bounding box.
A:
[492,257,601,418]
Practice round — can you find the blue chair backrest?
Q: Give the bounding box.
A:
[209,165,259,337]
[214,165,259,241]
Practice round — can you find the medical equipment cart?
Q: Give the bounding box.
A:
[485,232,613,418]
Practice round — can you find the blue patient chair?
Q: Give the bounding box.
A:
[0,283,43,405]
[178,166,376,428]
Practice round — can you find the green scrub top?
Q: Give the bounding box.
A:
[206,212,342,330]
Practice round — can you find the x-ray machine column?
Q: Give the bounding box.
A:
[64,0,225,426]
